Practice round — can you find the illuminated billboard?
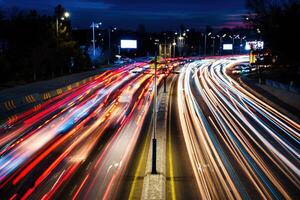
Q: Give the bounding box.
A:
[223,44,233,50]
[245,41,264,50]
[121,40,137,49]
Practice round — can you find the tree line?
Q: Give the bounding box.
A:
[245,0,300,65]
[0,5,91,86]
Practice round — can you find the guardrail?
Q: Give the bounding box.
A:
[0,74,100,122]
[265,79,300,94]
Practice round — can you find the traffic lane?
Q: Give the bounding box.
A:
[190,59,299,199]
[1,63,137,135]
[28,112,124,200]
[166,74,200,200]
[0,68,128,148]
[177,64,240,199]
[0,65,145,197]
[117,100,153,200]
[56,75,157,199]
[189,66,266,199]
[202,61,300,192]
[0,74,128,187]
[22,74,151,199]
[1,92,125,199]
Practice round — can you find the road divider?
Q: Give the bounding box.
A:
[0,74,100,122]
[141,79,171,200]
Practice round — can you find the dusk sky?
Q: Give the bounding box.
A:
[0,0,247,31]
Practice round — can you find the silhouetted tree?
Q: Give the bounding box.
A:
[0,5,91,85]
[245,0,300,64]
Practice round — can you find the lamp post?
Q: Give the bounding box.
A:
[163,33,167,59]
[55,11,70,76]
[211,36,215,56]
[178,35,184,57]
[56,11,70,38]
[172,39,176,58]
[152,52,158,174]
[240,36,246,54]
[229,35,234,54]
[230,35,239,55]
[204,32,211,56]
[108,27,117,65]
[174,32,178,57]
[217,34,226,55]
[90,22,102,57]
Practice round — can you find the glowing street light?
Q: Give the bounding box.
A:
[178,35,184,40]
[90,22,102,56]
[56,11,70,37]
[64,12,70,18]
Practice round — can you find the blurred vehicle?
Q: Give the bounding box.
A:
[250,49,277,65]
[232,64,255,74]
[114,55,134,65]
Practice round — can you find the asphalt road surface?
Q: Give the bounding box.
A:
[177,56,300,199]
[0,56,299,199]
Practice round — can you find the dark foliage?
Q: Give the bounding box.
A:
[0,5,91,85]
[245,0,300,64]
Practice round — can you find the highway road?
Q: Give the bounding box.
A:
[0,61,170,199]
[177,56,300,199]
[0,56,299,199]
[166,74,200,200]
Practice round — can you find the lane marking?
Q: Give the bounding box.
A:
[128,119,152,200]
[168,77,176,200]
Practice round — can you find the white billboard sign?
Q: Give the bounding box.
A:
[121,40,137,49]
[223,44,233,50]
[245,41,264,50]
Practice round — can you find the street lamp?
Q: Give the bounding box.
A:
[172,40,176,58]
[64,12,70,18]
[177,35,185,57]
[219,34,226,55]
[90,22,102,56]
[211,36,216,56]
[240,36,246,53]
[56,11,70,37]
[107,26,117,65]
[229,35,240,54]
[204,32,211,56]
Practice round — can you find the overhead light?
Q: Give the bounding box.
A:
[64,12,70,18]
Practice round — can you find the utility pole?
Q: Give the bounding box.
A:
[204,34,207,56]
[90,22,101,57]
[164,33,167,58]
[204,32,211,56]
[232,35,235,55]
[173,39,176,58]
[108,28,111,65]
[212,37,215,56]
[56,18,59,38]
[92,23,96,56]
[152,53,157,174]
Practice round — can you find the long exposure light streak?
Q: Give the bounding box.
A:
[177,56,300,199]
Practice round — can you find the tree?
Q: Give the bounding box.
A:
[245,0,300,64]
[0,5,91,84]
